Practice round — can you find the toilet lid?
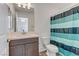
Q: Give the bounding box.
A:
[46,44,58,52]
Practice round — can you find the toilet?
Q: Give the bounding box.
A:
[46,44,58,56]
[41,37,58,56]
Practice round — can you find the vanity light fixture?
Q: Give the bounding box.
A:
[17,3,31,9]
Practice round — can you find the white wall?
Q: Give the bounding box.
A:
[0,4,8,55]
[34,3,78,52]
[34,4,51,52]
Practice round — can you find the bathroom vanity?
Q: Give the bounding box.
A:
[8,32,39,56]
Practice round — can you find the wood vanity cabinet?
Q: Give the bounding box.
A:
[9,37,39,56]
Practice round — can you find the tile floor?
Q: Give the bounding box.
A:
[39,50,60,56]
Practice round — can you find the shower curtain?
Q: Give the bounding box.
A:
[50,6,79,56]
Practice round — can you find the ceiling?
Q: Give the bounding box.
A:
[13,3,77,13]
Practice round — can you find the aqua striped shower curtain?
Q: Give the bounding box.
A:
[50,6,79,56]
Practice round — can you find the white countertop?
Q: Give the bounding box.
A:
[8,32,38,41]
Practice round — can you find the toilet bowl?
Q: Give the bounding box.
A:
[41,37,58,56]
[46,44,58,56]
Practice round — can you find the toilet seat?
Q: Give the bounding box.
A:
[46,44,58,53]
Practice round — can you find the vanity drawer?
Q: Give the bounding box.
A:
[9,37,38,46]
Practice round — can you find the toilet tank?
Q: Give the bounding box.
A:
[41,37,50,46]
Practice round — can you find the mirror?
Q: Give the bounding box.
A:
[8,3,34,32]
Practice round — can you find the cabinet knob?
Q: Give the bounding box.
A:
[7,39,10,42]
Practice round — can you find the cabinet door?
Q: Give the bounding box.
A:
[25,42,39,56]
[9,45,25,56]
[32,42,39,56]
[25,43,33,56]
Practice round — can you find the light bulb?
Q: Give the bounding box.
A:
[18,4,21,7]
[23,5,26,8]
[27,3,31,9]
